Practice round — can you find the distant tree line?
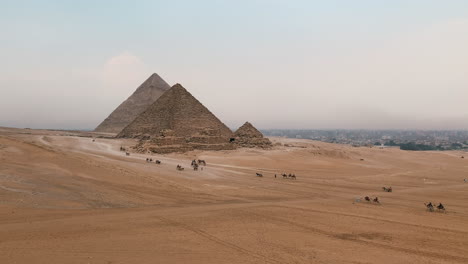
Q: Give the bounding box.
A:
[378,141,467,151]
[399,142,443,151]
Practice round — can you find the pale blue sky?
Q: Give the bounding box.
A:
[1,1,468,129]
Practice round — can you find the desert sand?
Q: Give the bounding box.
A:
[0,126,467,263]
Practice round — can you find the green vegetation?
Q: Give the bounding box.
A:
[399,142,443,151]
[398,142,467,151]
[384,140,399,146]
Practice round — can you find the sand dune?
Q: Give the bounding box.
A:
[0,127,467,263]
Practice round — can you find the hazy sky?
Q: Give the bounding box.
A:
[1,0,468,130]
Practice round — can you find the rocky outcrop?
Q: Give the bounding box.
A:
[94,73,171,133]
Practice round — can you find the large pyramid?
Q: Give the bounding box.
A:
[94,73,171,133]
[118,83,234,153]
[233,122,272,148]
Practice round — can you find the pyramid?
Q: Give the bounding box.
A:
[234,122,264,138]
[94,73,171,133]
[117,84,234,153]
[233,122,272,148]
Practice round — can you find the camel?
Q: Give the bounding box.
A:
[256,173,263,177]
[373,197,380,203]
[155,160,161,164]
[382,187,392,192]
[176,165,184,171]
[290,174,296,180]
[425,202,434,212]
[282,174,288,179]
[437,203,445,212]
[125,152,130,156]
[364,196,371,202]
[198,160,206,166]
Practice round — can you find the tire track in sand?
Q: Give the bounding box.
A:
[156,216,282,264]
[243,208,468,263]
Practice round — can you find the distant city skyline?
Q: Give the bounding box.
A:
[1,1,468,130]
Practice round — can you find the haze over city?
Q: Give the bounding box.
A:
[1,1,467,130]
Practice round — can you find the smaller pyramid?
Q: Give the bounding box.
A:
[233,122,272,148]
[234,122,264,138]
[94,73,171,133]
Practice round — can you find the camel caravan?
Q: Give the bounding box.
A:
[425,202,446,213]
[358,187,448,212]
[364,196,380,204]
[382,186,392,192]
[145,158,162,164]
[191,159,206,171]
[281,173,296,180]
[256,173,297,179]
[119,146,131,156]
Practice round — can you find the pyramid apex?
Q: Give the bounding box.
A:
[170,83,189,93]
[172,83,184,88]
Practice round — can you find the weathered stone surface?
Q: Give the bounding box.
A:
[119,83,234,153]
[233,122,272,148]
[136,141,236,154]
[94,73,171,133]
[118,83,233,139]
